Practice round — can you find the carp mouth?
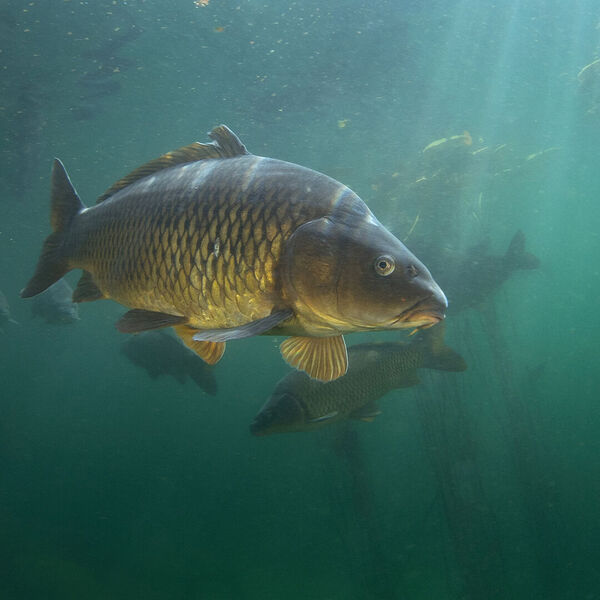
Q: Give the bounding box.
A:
[249,418,268,437]
[250,392,306,436]
[393,295,446,328]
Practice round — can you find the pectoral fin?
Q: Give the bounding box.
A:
[173,324,225,365]
[280,335,348,382]
[350,401,381,423]
[192,309,292,342]
[116,309,188,333]
[73,271,105,302]
[308,411,339,424]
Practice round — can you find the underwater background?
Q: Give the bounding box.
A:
[1,0,599,598]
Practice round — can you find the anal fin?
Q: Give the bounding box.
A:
[308,411,339,424]
[350,401,381,423]
[73,271,105,302]
[116,309,187,333]
[174,324,225,365]
[280,335,348,382]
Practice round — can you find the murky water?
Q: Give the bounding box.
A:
[1,1,599,598]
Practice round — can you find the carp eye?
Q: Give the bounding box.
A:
[374,255,395,276]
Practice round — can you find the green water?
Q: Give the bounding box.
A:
[1,1,599,598]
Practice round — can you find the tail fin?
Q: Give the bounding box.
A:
[21,160,84,298]
[504,230,540,271]
[418,323,468,372]
[188,365,218,396]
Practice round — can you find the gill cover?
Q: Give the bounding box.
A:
[282,217,345,330]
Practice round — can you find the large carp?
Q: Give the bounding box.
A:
[22,125,447,381]
[250,324,467,435]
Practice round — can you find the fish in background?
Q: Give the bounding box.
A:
[0,290,18,331]
[30,278,79,324]
[81,24,143,67]
[250,324,467,435]
[71,24,143,121]
[71,75,123,122]
[21,125,447,382]
[439,230,540,314]
[120,331,218,396]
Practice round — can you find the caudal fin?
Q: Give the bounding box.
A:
[21,159,85,298]
[419,323,468,372]
[188,364,219,396]
[504,230,540,271]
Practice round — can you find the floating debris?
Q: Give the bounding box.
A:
[423,130,472,153]
[577,58,600,83]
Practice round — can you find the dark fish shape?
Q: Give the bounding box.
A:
[250,324,467,435]
[121,331,217,395]
[0,290,18,330]
[21,125,447,381]
[70,103,100,122]
[82,25,143,65]
[71,73,123,121]
[77,78,122,100]
[70,23,141,122]
[443,230,540,313]
[30,278,79,324]
[78,71,120,88]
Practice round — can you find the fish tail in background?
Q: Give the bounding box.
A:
[21,159,85,298]
[187,357,218,396]
[419,323,468,372]
[504,230,541,271]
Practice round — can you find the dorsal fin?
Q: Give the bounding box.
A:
[208,124,249,157]
[96,125,249,204]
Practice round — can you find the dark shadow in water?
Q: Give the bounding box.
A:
[415,375,507,600]
[479,304,565,598]
[329,424,406,600]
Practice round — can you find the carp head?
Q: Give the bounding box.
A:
[281,214,447,335]
[250,390,306,436]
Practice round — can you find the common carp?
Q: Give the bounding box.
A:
[22,125,447,381]
[121,331,217,396]
[250,324,467,435]
[439,230,540,314]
